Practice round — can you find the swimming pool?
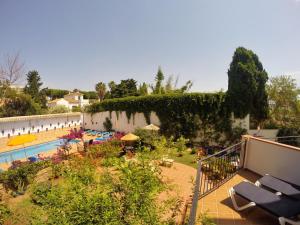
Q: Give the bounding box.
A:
[0,139,65,164]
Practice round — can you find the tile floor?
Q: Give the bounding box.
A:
[197,170,279,225]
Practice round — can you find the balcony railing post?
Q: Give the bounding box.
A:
[188,160,202,225]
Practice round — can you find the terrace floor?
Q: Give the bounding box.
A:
[197,170,278,225]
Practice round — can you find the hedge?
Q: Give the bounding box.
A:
[87,93,233,142]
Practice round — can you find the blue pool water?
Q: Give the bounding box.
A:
[0,139,65,163]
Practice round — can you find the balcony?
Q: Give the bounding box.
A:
[187,135,300,225]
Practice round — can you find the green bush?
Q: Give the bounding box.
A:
[87,141,122,159]
[30,156,178,225]
[62,158,96,185]
[0,161,50,193]
[103,117,113,131]
[31,181,53,205]
[101,157,124,167]
[198,212,216,225]
[174,136,189,157]
[134,128,161,147]
[48,105,70,114]
[0,203,10,224]
[225,126,247,145]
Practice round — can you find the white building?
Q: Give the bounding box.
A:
[47,98,70,109]
[47,92,90,110]
[0,113,81,138]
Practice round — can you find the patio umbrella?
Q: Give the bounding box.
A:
[7,134,37,146]
[120,133,140,141]
[142,124,160,131]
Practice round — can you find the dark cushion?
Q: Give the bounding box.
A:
[259,175,300,200]
[234,182,300,218]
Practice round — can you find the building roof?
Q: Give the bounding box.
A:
[48,98,66,104]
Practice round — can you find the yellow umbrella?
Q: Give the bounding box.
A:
[142,124,160,131]
[120,133,140,141]
[7,134,37,146]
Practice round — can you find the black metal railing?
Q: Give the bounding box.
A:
[188,141,243,225]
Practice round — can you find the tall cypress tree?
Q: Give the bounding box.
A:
[227,47,268,124]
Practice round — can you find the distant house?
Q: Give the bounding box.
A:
[47,92,89,110]
[48,98,70,109]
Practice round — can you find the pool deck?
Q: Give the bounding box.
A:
[0,127,79,153]
[0,127,83,170]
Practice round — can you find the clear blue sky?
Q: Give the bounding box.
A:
[0,0,299,91]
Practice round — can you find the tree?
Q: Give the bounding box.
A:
[0,53,24,85]
[95,82,106,101]
[110,79,138,98]
[45,88,69,99]
[267,75,300,128]
[164,75,193,94]
[0,92,42,117]
[153,67,165,94]
[24,70,45,105]
[138,82,148,96]
[180,80,193,93]
[81,91,98,99]
[227,47,269,124]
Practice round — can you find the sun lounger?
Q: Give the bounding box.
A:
[255,175,300,200]
[229,181,300,225]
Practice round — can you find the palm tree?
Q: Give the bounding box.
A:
[95,82,106,101]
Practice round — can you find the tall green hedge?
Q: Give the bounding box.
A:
[87,93,233,142]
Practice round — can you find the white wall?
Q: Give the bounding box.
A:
[0,113,82,138]
[83,111,250,135]
[83,111,160,133]
[243,135,300,185]
[248,129,278,140]
[232,114,249,130]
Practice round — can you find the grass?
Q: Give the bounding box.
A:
[168,149,198,169]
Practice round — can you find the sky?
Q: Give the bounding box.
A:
[0,0,299,92]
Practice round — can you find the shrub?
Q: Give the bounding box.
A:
[103,117,113,131]
[30,156,177,225]
[174,136,189,157]
[225,126,247,145]
[101,157,124,167]
[48,105,70,114]
[87,141,121,159]
[134,128,161,147]
[198,212,216,225]
[190,148,197,155]
[62,158,96,185]
[0,161,50,193]
[0,203,10,224]
[31,181,53,205]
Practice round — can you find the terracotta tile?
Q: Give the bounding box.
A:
[201,203,218,213]
[197,170,275,225]
[217,212,235,225]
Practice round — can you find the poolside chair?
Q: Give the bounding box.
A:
[255,174,300,200]
[28,156,38,163]
[229,181,300,225]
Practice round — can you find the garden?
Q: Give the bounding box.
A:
[0,122,243,225]
[0,128,184,224]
